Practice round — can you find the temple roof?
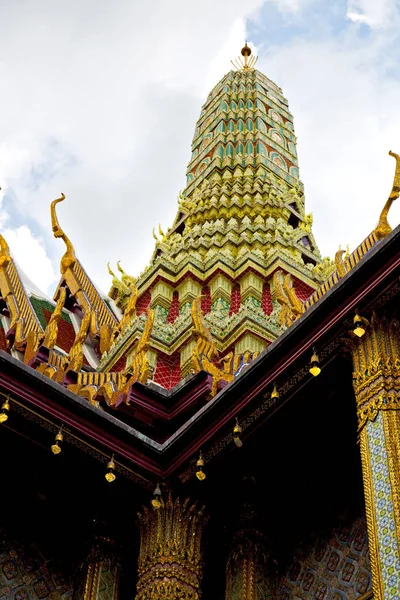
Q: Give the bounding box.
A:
[98,57,339,379]
[0,221,398,486]
[0,45,399,488]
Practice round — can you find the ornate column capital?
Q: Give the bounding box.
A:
[351,313,400,431]
[136,494,208,600]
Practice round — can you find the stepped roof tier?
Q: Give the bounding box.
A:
[101,47,338,388]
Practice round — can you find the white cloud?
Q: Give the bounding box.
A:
[347,0,400,28]
[0,0,265,293]
[259,33,400,258]
[268,0,311,12]
[1,225,58,294]
[1,0,400,299]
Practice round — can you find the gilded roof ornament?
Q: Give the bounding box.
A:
[373,150,400,240]
[299,213,313,233]
[273,271,303,328]
[335,248,347,278]
[51,193,76,274]
[120,309,155,384]
[0,234,11,268]
[191,296,234,396]
[113,283,138,340]
[42,287,67,350]
[231,42,257,71]
[117,261,136,287]
[107,262,129,295]
[284,273,304,317]
[68,311,91,372]
[0,232,43,357]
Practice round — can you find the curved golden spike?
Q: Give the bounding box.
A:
[68,310,91,372]
[136,307,154,354]
[114,283,138,338]
[117,261,136,287]
[123,308,154,384]
[374,150,400,240]
[42,287,67,349]
[107,262,130,304]
[51,194,76,274]
[108,262,121,285]
[192,296,212,341]
[107,262,116,278]
[284,273,304,316]
[335,248,347,278]
[191,295,217,352]
[158,224,166,241]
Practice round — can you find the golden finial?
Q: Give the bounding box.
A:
[231,41,257,71]
[241,42,251,67]
[373,150,400,240]
[51,194,76,274]
[335,247,347,278]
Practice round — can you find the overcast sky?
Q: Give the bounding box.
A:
[0,0,400,296]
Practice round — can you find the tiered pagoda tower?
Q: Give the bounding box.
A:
[102,44,332,389]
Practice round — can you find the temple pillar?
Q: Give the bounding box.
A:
[351,313,400,599]
[225,505,274,600]
[74,527,120,600]
[136,494,207,599]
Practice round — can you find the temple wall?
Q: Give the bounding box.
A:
[278,514,372,600]
[0,527,73,600]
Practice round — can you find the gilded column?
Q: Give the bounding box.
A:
[225,507,274,600]
[74,531,120,600]
[351,313,400,599]
[136,494,208,599]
